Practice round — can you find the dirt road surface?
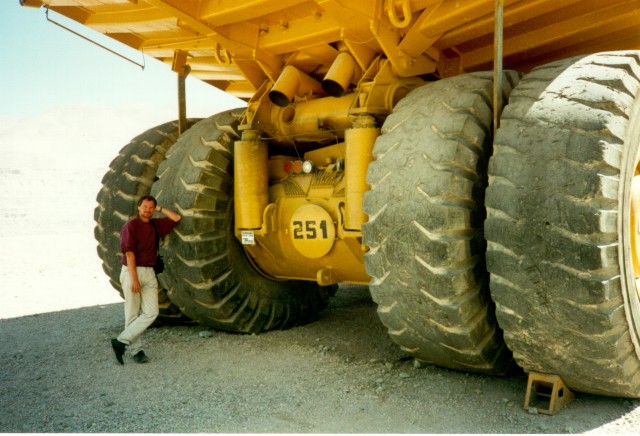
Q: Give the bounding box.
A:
[1,284,640,433]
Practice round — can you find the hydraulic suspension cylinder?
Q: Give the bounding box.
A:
[234,130,269,231]
[344,116,379,231]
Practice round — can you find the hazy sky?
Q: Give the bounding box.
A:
[0,2,244,119]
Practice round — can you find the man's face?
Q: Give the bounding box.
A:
[138,199,155,221]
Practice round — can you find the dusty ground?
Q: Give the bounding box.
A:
[1,166,640,433]
[2,287,640,433]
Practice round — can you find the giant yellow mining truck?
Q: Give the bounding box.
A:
[21,0,640,398]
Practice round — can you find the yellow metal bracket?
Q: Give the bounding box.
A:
[524,372,574,415]
[386,0,412,29]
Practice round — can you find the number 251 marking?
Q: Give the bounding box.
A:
[292,220,328,239]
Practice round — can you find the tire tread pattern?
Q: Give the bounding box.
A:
[486,52,640,397]
[363,72,520,374]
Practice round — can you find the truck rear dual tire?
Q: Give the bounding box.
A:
[486,52,640,397]
[363,72,520,374]
[150,111,332,333]
[94,120,198,322]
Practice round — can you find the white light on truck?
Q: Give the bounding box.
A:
[302,160,314,174]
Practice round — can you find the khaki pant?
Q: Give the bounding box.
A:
[117,266,159,355]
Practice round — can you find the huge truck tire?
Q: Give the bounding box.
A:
[94,120,198,323]
[486,52,640,397]
[362,72,520,374]
[150,110,332,333]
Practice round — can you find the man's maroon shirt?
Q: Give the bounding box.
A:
[120,216,178,267]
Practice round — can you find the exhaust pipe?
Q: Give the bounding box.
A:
[322,51,361,97]
[268,66,324,107]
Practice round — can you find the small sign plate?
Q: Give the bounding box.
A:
[241,231,255,245]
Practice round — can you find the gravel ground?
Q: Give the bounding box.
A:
[1,285,640,433]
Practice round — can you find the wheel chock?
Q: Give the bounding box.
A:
[523,372,574,415]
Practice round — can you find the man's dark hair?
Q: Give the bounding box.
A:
[138,195,157,207]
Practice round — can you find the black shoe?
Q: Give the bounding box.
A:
[111,338,126,365]
[133,350,149,364]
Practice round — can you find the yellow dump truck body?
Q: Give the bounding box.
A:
[23,0,640,100]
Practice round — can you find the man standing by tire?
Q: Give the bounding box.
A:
[110,195,181,364]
